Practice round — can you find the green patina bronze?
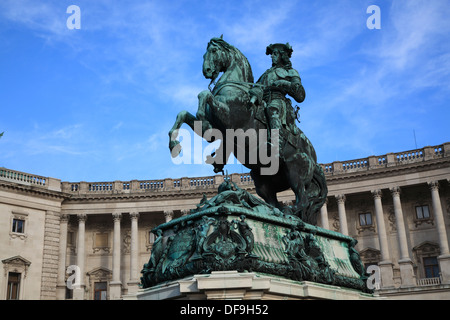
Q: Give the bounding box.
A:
[141,37,372,293]
[168,36,326,225]
[141,180,371,293]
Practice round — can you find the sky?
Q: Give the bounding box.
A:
[0,0,449,183]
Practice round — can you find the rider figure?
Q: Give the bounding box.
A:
[250,43,305,153]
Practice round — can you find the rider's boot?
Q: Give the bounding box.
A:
[268,114,282,158]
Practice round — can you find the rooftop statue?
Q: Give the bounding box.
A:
[168,36,327,225]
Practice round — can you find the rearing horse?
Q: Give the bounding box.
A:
[168,37,327,225]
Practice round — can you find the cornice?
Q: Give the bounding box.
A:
[0,180,66,201]
[61,186,256,204]
[6,157,445,205]
[1,144,448,205]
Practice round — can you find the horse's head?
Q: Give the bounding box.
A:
[203,35,230,82]
[203,36,254,85]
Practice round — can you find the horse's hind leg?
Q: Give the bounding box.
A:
[250,170,280,209]
[169,89,216,156]
[285,153,314,222]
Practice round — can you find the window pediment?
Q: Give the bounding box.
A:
[2,256,31,277]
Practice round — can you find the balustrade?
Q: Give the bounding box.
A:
[89,182,113,191]
[190,177,215,187]
[239,173,253,184]
[417,277,441,286]
[395,150,423,163]
[0,168,47,186]
[140,180,164,190]
[1,143,448,193]
[342,159,368,171]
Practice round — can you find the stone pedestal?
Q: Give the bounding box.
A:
[139,182,372,299]
[124,271,379,300]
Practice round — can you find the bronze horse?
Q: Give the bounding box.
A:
[168,37,327,225]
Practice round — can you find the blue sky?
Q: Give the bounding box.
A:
[0,0,449,183]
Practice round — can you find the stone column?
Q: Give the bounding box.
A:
[429,181,450,284]
[110,213,122,299]
[335,195,348,235]
[390,187,416,287]
[56,214,69,300]
[73,214,87,300]
[372,190,394,288]
[164,210,174,223]
[320,198,329,230]
[128,212,140,292]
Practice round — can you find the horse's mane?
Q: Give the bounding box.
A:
[207,37,254,84]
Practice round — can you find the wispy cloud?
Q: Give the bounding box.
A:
[24,124,87,156]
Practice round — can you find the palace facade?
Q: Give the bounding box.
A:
[1,142,450,300]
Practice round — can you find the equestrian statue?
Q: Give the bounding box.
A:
[168,36,327,225]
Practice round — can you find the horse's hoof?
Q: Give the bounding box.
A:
[169,141,182,157]
[213,165,224,173]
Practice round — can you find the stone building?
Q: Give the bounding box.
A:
[1,142,449,300]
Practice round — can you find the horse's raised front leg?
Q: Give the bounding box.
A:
[196,90,214,132]
[169,90,217,159]
[168,110,196,157]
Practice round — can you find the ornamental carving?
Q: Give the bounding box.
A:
[2,256,31,278]
[140,181,372,293]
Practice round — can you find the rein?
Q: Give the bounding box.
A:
[209,79,266,96]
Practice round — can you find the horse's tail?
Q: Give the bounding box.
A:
[304,164,328,225]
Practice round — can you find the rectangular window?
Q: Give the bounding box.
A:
[359,213,373,226]
[12,219,25,233]
[94,282,107,300]
[423,257,440,278]
[416,205,430,219]
[7,272,21,300]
